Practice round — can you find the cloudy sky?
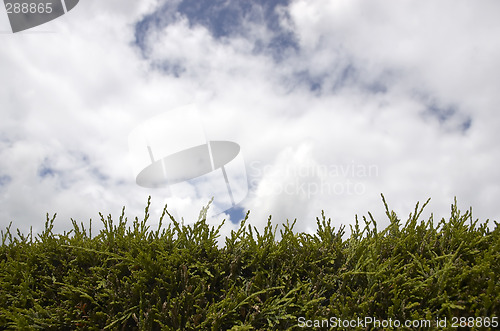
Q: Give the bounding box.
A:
[1,0,499,238]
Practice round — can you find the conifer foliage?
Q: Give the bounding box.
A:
[0,195,499,330]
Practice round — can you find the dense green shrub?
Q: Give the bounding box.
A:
[0,195,498,330]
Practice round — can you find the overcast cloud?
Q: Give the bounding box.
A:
[1,0,499,238]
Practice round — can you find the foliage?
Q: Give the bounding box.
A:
[0,195,498,330]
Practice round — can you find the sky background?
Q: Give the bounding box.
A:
[1,0,499,239]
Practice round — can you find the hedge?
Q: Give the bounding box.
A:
[0,195,498,330]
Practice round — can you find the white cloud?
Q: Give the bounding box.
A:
[284,0,500,225]
[1,0,499,240]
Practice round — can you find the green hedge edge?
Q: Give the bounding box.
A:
[0,195,499,330]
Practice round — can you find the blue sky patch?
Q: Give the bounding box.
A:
[289,70,325,94]
[90,168,110,183]
[38,163,57,178]
[0,175,12,187]
[422,102,473,133]
[460,117,473,132]
[428,104,457,124]
[134,0,298,62]
[225,205,247,224]
[151,60,186,78]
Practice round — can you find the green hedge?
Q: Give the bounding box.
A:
[0,195,498,330]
